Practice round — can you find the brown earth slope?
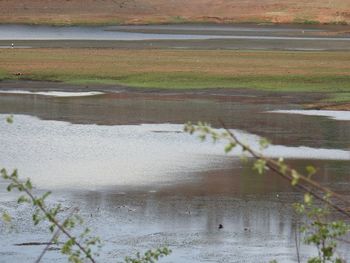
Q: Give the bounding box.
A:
[0,0,349,25]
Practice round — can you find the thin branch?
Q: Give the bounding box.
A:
[218,119,350,218]
[294,225,301,263]
[35,228,61,263]
[35,208,79,263]
[11,177,97,263]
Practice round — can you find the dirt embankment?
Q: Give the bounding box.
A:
[0,0,350,25]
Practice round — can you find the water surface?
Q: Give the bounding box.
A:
[0,24,349,41]
[0,90,349,262]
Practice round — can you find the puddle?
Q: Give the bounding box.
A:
[0,90,105,97]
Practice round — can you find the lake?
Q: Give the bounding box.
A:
[1,24,350,50]
[0,88,349,262]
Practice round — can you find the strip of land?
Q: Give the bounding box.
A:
[0,0,350,25]
[0,48,349,108]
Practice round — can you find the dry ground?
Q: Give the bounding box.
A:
[0,0,350,25]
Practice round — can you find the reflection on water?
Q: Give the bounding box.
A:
[1,115,349,190]
[0,91,349,262]
[0,25,349,42]
[0,92,349,149]
[0,25,253,41]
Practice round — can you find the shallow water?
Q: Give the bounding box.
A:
[0,90,349,262]
[1,115,349,191]
[0,25,251,41]
[0,24,349,41]
[1,24,349,51]
[0,90,105,97]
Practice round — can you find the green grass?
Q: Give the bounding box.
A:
[1,48,350,102]
[112,73,350,92]
[326,92,350,103]
[0,69,13,81]
[4,69,350,104]
[10,72,350,93]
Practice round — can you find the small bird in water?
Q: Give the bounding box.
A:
[218,224,223,229]
[11,43,14,48]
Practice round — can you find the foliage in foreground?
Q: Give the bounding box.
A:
[1,116,349,262]
[1,167,171,263]
[184,121,350,262]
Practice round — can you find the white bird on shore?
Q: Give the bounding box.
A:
[11,43,14,48]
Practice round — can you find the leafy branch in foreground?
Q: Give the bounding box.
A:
[124,247,172,263]
[1,115,170,263]
[1,168,172,263]
[1,168,101,263]
[184,121,350,262]
[184,121,350,218]
[295,200,349,263]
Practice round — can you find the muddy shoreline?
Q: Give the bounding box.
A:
[0,80,345,110]
[0,79,327,101]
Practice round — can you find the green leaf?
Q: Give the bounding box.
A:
[1,168,8,179]
[7,183,16,192]
[304,193,313,205]
[17,195,30,204]
[11,169,18,179]
[198,134,206,141]
[253,159,267,175]
[306,165,316,177]
[32,213,41,225]
[291,170,300,186]
[2,212,12,223]
[25,179,33,190]
[259,138,270,150]
[6,115,13,124]
[224,142,236,153]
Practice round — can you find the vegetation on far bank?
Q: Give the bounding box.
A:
[0,48,350,101]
